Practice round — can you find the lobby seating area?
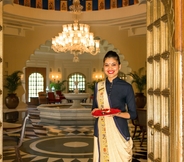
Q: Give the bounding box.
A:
[47,92,61,104]
[38,91,64,104]
[3,106,147,162]
[38,92,48,105]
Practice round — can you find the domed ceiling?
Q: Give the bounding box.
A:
[5,0,145,11]
[3,0,146,36]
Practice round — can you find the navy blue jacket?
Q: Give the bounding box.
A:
[92,77,137,141]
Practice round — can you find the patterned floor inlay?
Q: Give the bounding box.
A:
[3,109,147,162]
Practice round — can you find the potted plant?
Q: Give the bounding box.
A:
[50,80,67,100]
[87,79,103,95]
[49,80,67,91]
[128,67,147,108]
[4,70,23,109]
[87,80,97,94]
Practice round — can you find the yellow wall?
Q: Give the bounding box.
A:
[3,25,146,100]
[4,25,146,72]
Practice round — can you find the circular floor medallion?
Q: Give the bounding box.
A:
[64,141,88,147]
[21,136,93,158]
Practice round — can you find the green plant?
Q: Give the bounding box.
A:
[87,81,96,93]
[87,79,103,93]
[4,70,23,94]
[128,67,146,93]
[50,80,67,91]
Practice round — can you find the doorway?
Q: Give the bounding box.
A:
[25,67,46,103]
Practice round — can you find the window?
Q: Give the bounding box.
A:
[25,67,46,102]
[68,73,86,92]
[28,73,44,101]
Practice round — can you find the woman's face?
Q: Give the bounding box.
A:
[103,57,121,82]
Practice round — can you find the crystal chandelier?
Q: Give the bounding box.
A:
[51,0,100,62]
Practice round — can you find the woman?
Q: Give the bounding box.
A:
[91,51,137,162]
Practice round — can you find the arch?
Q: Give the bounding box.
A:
[23,38,133,102]
[27,38,132,75]
[68,72,86,93]
[28,72,44,101]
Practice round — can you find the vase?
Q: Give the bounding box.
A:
[5,93,19,109]
[135,93,146,108]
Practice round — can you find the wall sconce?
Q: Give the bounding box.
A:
[52,75,58,80]
[95,74,103,80]
[93,73,104,81]
[50,74,61,82]
[119,73,127,80]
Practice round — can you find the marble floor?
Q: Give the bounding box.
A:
[3,108,147,162]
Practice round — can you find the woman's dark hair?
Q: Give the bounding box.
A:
[103,51,121,65]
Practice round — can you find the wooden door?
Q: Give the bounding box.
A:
[147,0,184,161]
[0,1,3,161]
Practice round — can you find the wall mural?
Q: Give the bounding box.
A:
[13,0,139,11]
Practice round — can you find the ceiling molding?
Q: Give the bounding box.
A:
[3,3,146,36]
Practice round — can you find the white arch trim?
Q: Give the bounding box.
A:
[26,38,132,79]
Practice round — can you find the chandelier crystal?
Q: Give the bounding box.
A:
[51,0,100,62]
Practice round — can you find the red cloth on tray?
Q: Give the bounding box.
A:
[92,108,121,116]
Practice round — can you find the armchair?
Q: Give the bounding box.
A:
[56,90,66,101]
[38,92,48,104]
[47,92,61,104]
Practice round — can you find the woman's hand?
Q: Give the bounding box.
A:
[91,108,99,114]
